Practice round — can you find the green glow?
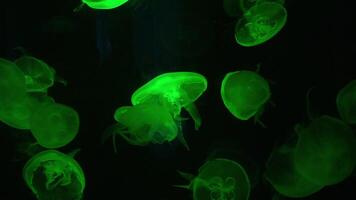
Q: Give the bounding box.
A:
[111,103,178,146]
[14,56,55,93]
[82,0,128,10]
[131,72,207,131]
[23,150,85,200]
[178,158,250,200]
[336,80,356,125]
[221,70,270,121]
[294,115,356,186]
[265,140,323,198]
[30,102,80,149]
[235,2,287,47]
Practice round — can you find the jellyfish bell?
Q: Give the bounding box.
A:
[235,2,287,47]
[294,115,356,186]
[336,80,356,125]
[221,70,271,125]
[131,71,208,131]
[23,150,85,200]
[82,0,129,10]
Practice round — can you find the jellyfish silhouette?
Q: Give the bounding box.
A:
[336,80,356,125]
[23,150,85,200]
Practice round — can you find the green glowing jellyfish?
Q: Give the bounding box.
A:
[110,103,179,147]
[82,0,128,10]
[336,80,356,125]
[235,2,287,47]
[293,115,356,186]
[131,72,208,131]
[265,138,323,198]
[14,56,61,93]
[176,158,250,200]
[221,70,270,123]
[30,102,80,149]
[23,150,85,200]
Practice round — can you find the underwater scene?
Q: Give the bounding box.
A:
[1,0,355,199]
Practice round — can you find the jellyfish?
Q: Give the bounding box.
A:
[264,137,323,198]
[336,80,356,125]
[14,56,66,93]
[221,70,270,125]
[81,0,128,10]
[235,2,287,47]
[176,158,250,200]
[23,150,85,200]
[131,72,208,131]
[108,103,180,148]
[293,115,356,186]
[30,102,80,149]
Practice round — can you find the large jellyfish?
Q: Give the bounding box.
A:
[176,158,250,200]
[293,115,356,186]
[234,1,287,47]
[30,102,80,149]
[131,72,208,131]
[336,80,356,125]
[264,136,323,198]
[221,70,270,124]
[109,103,180,147]
[14,56,66,93]
[23,150,85,200]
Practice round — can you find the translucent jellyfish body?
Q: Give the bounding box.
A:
[30,103,80,148]
[131,72,208,131]
[23,150,85,200]
[221,70,270,121]
[294,115,356,186]
[179,158,250,200]
[112,103,178,146]
[15,56,56,93]
[336,80,356,125]
[82,0,128,9]
[235,2,287,47]
[265,140,323,198]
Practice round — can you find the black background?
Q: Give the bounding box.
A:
[1,0,355,199]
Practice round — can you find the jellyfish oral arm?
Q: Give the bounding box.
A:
[183,103,202,130]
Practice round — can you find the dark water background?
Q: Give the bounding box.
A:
[1,0,355,199]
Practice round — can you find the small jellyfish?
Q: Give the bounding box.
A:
[293,115,356,186]
[23,150,85,200]
[177,158,250,200]
[110,103,179,147]
[30,102,80,149]
[14,56,65,93]
[235,2,287,47]
[131,72,208,131]
[221,70,270,124]
[264,137,323,198]
[82,0,129,10]
[336,80,356,125]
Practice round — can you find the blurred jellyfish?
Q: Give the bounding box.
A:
[23,150,85,200]
[82,0,129,10]
[131,72,208,131]
[14,56,66,93]
[30,102,80,149]
[336,80,356,125]
[235,2,287,47]
[221,70,271,125]
[176,158,250,200]
[293,115,356,186]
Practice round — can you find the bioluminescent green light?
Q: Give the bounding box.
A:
[30,102,80,149]
[235,2,287,47]
[336,80,356,125]
[14,56,56,93]
[221,70,270,122]
[131,72,208,131]
[294,115,356,186]
[177,158,250,200]
[111,103,178,146]
[23,150,85,200]
[82,0,128,10]
[264,139,323,198]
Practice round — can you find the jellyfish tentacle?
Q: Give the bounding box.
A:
[183,102,202,130]
[176,120,190,150]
